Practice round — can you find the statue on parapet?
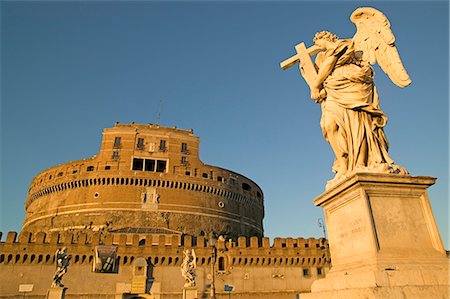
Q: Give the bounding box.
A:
[281,7,411,188]
[51,247,71,288]
[181,249,197,287]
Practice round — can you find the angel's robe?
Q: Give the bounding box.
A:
[316,39,394,173]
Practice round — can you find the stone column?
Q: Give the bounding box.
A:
[303,173,449,299]
[46,287,66,299]
[182,286,198,299]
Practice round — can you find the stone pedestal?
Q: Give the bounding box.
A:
[302,173,449,299]
[46,287,67,299]
[182,286,198,299]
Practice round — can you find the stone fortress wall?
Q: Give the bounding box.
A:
[0,231,331,298]
[2,123,332,298]
[23,123,264,239]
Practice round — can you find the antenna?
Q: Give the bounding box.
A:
[318,218,327,239]
[157,98,163,125]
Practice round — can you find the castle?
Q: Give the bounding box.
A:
[0,123,331,298]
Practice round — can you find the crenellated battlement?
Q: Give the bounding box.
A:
[0,231,330,268]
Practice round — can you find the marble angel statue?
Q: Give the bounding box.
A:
[281,7,411,187]
[181,249,197,287]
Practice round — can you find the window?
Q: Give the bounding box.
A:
[181,142,188,153]
[136,138,144,150]
[185,171,191,176]
[87,166,94,172]
[303,268,310,276]
[113,137,121,149]
[145,159,155,172]
[72,170,78,174]
[305,243,309,248]
[132,158,144,171]
[112,151,119,160]
[218,256,225,271]
[242,183,251,191]
[181,156,187,165]
[156,160,166,173]
[159,140,166,151]
[217,176,223,182]
[132,158,166,173]
[202,173,208,178]
[317,268,324,275]
[105,166,111,170]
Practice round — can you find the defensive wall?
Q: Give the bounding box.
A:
[23,124,264,239]
[0,231,331,298]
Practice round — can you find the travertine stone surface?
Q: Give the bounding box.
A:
[0,233,330,298]
[303,173,449,299]
[23,123,264,239]
[182,287,198,299]
[46,287,66,299]
[281,7,411,188]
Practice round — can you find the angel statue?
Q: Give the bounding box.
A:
[51,247,71,288]
[181,249,197,287]
[281,7,411,188]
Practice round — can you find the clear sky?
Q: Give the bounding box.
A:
[1,1,448,248]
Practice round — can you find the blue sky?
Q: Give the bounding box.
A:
[1,1,448,248]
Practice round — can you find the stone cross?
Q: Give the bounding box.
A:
[280,42,321,88]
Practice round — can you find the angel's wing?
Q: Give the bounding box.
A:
[350,7,412,88]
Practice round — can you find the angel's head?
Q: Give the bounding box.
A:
[313,31,339,49]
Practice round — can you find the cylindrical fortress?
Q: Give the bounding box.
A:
[23,123,264,239]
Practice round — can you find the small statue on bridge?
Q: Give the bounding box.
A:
[181,249,197,287]
[51,247,71,288]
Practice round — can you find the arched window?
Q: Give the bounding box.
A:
[218,256,225,271]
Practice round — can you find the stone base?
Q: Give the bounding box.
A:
[302,265,449,299]
[183,287,198,299]
[302,173,449,299]
[46,287,67,299]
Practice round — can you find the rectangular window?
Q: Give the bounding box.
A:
[156,160,167,172]
[181,156,187,165]
[87,166,94,172]
[181,142,188,152]
[317,268,323,275]
[159,140,166,151]
[112,151,119,160]
[105,166,111,170]
[132,158,144,171]
[145,159,155,172]
[137,138,144,150]
[303,268,310,276]
[217,176,223,182]
[113,137,121,149]
[202,173,208,178]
